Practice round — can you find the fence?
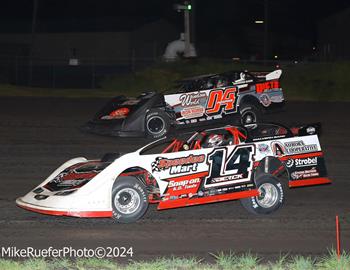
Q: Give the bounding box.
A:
[0,54,335,89]
[0,55,157,89]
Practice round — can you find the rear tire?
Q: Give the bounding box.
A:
[112,176,149,223]
[240,174,284,215]
[145,110,170,138]
[240,103,261,125]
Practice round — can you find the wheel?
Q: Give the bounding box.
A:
[240,174,284,215]
[112,176,149,223]
[240,103,261,125]
[145,110,170,138]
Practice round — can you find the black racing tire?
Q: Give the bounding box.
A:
[145,109,170,139]
[240,103,261,125]
[240,174,284,215]
[112,176,149,223]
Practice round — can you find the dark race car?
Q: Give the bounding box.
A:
[81,69,284,138]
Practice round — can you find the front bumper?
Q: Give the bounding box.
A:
[16,197,112,218]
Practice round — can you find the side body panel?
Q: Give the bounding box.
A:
[17,133,330,216]
[164,87,239,124]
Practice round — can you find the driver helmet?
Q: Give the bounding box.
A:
[206,80,214,89]
[207,134,224,147]
[216,79,227,88]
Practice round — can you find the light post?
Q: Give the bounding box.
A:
[173,2,193,57]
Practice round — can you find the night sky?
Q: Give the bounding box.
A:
[1,1,349,36]
[1,0,349,57]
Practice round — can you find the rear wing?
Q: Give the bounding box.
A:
[250,69,282,81]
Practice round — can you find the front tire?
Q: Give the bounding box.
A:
[112,176,149,223]
[240,174,284,215]
[145,110,170,139]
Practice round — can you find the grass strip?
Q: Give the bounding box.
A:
[0,249,349,270]
[1,60,350,101]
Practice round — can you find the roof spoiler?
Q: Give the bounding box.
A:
[250,69,282,81]
[266,69,282,81]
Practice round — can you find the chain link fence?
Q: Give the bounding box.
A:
[0,55,157,88]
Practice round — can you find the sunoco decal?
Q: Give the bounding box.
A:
[151,154,205,175]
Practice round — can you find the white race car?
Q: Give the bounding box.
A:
[17,123,331,223]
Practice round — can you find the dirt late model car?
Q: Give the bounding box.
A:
[17,122,331,223]
[81,69,284,138]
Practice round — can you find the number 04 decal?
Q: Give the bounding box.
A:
[204,145,255,188]
[205,87,238,115]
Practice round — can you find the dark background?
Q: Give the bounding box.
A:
[0,0,349,87]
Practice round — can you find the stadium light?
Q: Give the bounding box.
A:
[173,2,193,57]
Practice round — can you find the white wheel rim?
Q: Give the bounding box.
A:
[114,188,141,215]
[256,183,279,208]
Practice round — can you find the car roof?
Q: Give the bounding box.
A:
[176,70,254,83]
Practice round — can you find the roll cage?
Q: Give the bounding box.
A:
[139,122,310,156]
[162,71,257,94]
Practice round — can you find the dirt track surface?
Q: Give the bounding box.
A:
[0,97,349,261]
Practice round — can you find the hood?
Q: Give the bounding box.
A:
[93,92,158,120]
[43,161,111,192]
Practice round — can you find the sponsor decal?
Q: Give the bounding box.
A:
[256,80,280,93]
[286,159,294,168]
[168,178,201,191]
[151,154,205,175]
[286,157,318,168]
[258,143,270,154]
[180,106,205,119]
[252,134,286,142]
[205,87,238,115]
[211,174,244,183]
[44,163,101,192]
[291,167,319,180]
[259,94,271,107]
[179,92,207,107]
[271,141,286,157]
[306,126,316,134]
[271,140,318,156]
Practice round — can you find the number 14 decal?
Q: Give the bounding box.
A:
[204,145,255,188]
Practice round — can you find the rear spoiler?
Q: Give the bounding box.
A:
[250,69,282,81]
